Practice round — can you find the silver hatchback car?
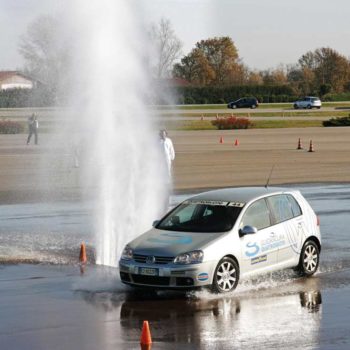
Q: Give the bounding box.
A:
[293,96,322,109]
[119,187,321,293]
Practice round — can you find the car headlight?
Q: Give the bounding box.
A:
[121,245,133,260]
[174,250,204,264]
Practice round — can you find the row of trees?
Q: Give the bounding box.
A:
[173,39,350,97]
[17,15,350,104]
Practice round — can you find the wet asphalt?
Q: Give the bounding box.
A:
[1,184,350,350]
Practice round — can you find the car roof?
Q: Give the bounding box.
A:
[188,186,295,204]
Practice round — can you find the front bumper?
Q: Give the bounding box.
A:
[119,259,214,289]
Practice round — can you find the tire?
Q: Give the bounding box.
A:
[251,104,256,109]
[232,104,237,109]
[294,104,299,109]
[297,240,319,277]
[317,107,321,109]
[307,105,312,109]
[212,257,239,293]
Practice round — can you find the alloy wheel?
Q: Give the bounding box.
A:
[214,258,239,292]
[303,244,318,273]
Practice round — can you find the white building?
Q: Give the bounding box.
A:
[0,71,35,90]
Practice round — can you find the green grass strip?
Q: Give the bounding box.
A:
[163,119,323,130]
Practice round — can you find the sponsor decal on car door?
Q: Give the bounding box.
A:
[241,229,279,273]
[239,197,279,274]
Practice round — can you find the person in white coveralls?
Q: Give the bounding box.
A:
[159,129,175,213]
[159,129,175,181]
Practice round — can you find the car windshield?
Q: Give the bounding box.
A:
[157,201,243,233]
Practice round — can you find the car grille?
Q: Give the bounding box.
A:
[131,274,170,286]
[133,254,174,264]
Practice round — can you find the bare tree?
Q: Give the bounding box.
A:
[19,15,71,100]
[149,18,183,78]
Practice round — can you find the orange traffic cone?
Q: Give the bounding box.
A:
[79,242,87,264]
[297,138,303,150]
[234,139,239,146]
[140,344,152,350]
[140,321,152,346]
[308,140,315,152]
[219,136,224,144]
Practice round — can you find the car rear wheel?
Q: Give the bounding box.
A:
[297,240,319,277]
[251,104,256,109]
[212,257,239,293]
[294,104,299,109]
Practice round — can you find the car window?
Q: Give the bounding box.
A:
[240,198,271,230]
[176,203,197,223]
[157,203,242,233]
[286,194,302,217]
[267,195,294,223]
[267,194,302,224]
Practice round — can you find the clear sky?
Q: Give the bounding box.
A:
[1,0,349,70]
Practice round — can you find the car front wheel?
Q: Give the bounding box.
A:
[297,240,320,276]
[251,104,257,109]
[232,104,237,109]
[212,257,239,293]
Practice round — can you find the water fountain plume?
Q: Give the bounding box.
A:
[64,0,167,266]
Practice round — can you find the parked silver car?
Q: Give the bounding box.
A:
[119,187,321,293]
[293,96,322,109]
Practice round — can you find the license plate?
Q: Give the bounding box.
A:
[140,267,158,276]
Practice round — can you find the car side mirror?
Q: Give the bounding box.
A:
[239,225,258,237]
[152,220,160,227]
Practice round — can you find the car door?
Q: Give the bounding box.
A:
[239,198,277,274]
[266,194,304,266]
[238,98,245,107]
[301,97,309,108]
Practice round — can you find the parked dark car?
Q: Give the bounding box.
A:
[227,97,259,109]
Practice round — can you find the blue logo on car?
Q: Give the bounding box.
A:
[245,242,260,257]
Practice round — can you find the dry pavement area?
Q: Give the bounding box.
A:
[0,127,349,203]
[172,127,350,189]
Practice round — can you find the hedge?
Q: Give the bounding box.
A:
[0,120,23,134]
[0,87,55,108]
[322,93,350,102]
[212,116,253,130]
[323,116,350,127]
[170,85,299,105]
